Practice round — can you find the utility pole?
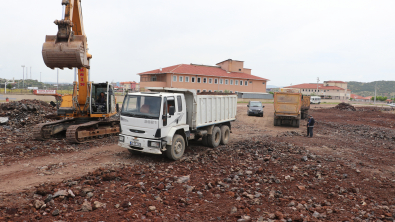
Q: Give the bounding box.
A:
[21,65,25,88]
[316,77,320,96]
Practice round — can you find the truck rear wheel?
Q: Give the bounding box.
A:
[166,134,185,160]
[220,125,230,145]
[208,126,221,148]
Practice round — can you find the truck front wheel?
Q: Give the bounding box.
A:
[166,134,185,160]
[208,126,221,148]
[220,125,230,145]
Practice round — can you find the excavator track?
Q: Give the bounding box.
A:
[33,119,75,140]
[66,120,120,143]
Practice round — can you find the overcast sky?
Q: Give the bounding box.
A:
[0,0,394,87]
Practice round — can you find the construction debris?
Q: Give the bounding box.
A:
[0,99,57,128]
[334,102,356,111]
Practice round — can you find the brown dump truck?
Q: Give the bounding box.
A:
[273,92,302,127]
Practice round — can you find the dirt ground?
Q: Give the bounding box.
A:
[1,103,395,221]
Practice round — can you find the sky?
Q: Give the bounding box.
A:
[0,0,394,87]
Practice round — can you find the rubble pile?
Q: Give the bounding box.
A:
[334,102,356,111]
[0,99,57,128]
[2,134,395,221]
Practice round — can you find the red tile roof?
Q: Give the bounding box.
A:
[351,94,368,100]
[138,64,268,81]
[284,83,345,90]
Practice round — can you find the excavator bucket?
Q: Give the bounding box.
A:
[42,35,89,69]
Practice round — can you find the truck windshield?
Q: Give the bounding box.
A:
[250,102,262,107]
[121,95,161,119]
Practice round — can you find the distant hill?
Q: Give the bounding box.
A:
[348,81,395,97]
[267,85,283,88]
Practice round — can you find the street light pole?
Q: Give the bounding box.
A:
[21,65,25,88]
[316,77,320,96]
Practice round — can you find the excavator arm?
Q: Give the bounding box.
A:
[42,0,91,69]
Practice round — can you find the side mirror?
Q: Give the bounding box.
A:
[247,105,249,107]
[169,106,175,115]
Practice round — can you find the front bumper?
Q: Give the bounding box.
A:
[248,110,263,115]
[118,134,166,155]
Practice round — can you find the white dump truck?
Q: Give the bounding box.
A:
[118,87,237,160]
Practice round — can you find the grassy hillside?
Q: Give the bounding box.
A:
[348,81,395,97]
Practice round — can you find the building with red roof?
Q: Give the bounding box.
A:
[284,81,351,100]
[120,81,137,91]
[138,59,269,93]
[350,94,371,102]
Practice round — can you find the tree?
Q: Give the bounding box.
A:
[6,84,12,90]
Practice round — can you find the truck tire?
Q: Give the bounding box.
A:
[274,118,277,126]
[208,126,221,148]
[220,125,230,145]
[296,119,300,128]
[166,134,185,160]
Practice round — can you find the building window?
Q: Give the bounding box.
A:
[220,90,223,93]
[214,79,218,84]
[191,77,195,83]
[337,90,339,92]
[220,79,223,84]
[197,77,201,83]
[203,89,206,92]
[203,78,207,83]
[230,80,233,85]
[173,75,177,82]
[179,76,183,82]
[209,78,212,84]
[245,81,248,86]
[230,91,233,93]
[249,81,252,84]
[240,81,243,86]
[225,79,229,85]
[209,90,212,92]
[197,89,200,93]
[262,82,265,84]
[235,80,239,85]
[185,76,189,82]
[239,69,241,71]
[151,76,157,81]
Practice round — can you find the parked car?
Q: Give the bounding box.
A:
[247,101,264,117]
[310,96,321,104]
[386,103,395,107]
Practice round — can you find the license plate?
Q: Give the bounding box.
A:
[130,141,141,147]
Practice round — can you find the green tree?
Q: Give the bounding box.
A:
[6,84,12,89]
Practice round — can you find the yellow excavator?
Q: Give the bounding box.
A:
[33,0,119,143]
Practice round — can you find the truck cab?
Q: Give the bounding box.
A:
[118,92,189,159]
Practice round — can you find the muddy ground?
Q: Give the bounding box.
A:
[1,103,395,221]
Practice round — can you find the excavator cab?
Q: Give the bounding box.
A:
[90,83,117,115]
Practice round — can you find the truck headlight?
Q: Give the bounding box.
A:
[119,136,124,142]
[149,141,160,148]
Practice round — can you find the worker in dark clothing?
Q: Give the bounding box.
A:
[97,92,106,112]
[306,115,315,138]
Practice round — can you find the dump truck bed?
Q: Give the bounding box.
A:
[274,92,302,117]
[196,94,237,128]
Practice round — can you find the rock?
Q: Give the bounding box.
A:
[44,194,53,203]
[237,215,251,222]
[86,192,94,198]
[93,201,105,210]
[0,117,9,125]
[148,206,156,211]
[186,186,194,192]
[34,200,45,209]
[312,211,321,218]
[52,209,60,216]
[230,206,237,214]
[245,170,253,175]
[53,190,68,198]
[81,200,92,212]
[157,183,165,190]
[301,156,308,162]
[297,185,306,190]
[115,204,120,209]
[176,175,190,183]
[68,189,75,197]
